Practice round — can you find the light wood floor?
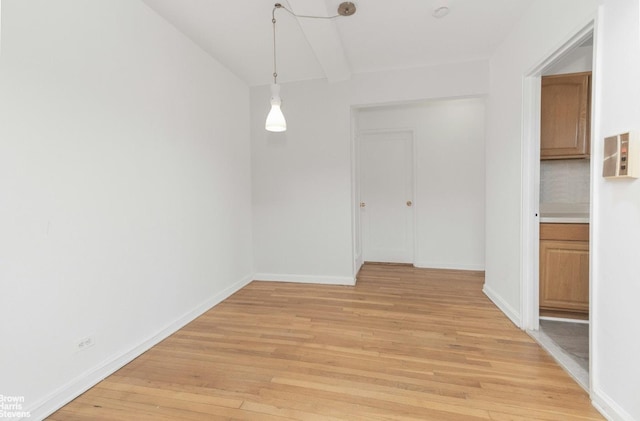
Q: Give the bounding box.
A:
[49,264,603,420]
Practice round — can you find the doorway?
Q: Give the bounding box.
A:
[359,130,415,264]
[521,24,595,391]
[352,99,486,274]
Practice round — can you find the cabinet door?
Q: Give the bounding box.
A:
[540,72,591,159]
[539,239,589,312]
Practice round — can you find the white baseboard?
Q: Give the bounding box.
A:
[355,254,364,274]
[26,273,254,421]
[414,261,485,271]
[254,273,356,286]
[482,283,522,328]
[592,386,637,421]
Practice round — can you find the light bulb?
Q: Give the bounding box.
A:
[265,84,287,132]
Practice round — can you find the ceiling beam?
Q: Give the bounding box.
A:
[285,0,352,83]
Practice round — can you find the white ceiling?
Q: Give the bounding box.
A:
[142,0,534,87]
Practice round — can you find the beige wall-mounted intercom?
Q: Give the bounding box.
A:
[603,131,638,179]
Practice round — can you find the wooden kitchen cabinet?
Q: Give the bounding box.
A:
[540,72,591,159]
[539,223,589,317]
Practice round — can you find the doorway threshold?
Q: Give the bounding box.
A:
[527,327,589,391]
[363,261,414,266]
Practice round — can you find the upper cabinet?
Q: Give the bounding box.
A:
[540,72,591,159]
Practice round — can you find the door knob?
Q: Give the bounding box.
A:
[360,202,366,208]
[406,201,413,207]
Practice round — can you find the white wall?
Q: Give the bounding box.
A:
[251,60,489,282]
[0,0,253,418]
[251,79,354,283]
[356,99,486,270]
[592,0,640,418]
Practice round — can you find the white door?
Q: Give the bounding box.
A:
[360,131,414,263]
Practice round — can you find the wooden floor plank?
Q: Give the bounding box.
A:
[48,263,603,420]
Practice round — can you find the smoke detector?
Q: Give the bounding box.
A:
[432,5,450,18]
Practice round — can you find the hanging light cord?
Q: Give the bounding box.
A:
[272,5,279,84]
[272,3,346,84]
[275,3,341,20]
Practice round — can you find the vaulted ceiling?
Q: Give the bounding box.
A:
[142,0,534,87]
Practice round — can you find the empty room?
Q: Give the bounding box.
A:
[1,0,639,420]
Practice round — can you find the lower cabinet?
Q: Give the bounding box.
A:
[539,223,589,317]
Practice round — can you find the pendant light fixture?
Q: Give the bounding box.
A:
[266,4,286,132]
[265,2,357,132]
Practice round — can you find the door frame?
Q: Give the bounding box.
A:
[355,127,417,267]
[521,21,595,329]
[521,19,597,389]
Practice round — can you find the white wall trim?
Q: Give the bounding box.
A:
[592,387,636,421]
[520,74,542,332]
[350,108,360,278]
[414,262,484,271]
[26,273,254,421]
[483,283,522,328]
[254,273,356,286]
[527,328,589,391]
[355,253,364,275]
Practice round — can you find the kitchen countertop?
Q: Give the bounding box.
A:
[540,213,589,224]
[539,203,589,224]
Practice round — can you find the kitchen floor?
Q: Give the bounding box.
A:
[529,319,589,390]
[540,319,589,370]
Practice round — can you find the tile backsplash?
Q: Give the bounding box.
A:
[540,159,590,204]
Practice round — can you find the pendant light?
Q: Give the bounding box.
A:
[266,83,286,132]
[265,4,286,132]
[264,2,357,132]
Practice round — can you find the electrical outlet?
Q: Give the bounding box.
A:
[76,336,95,352]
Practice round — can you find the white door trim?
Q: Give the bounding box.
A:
[521,74,542,332]
[350,109,363,276]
